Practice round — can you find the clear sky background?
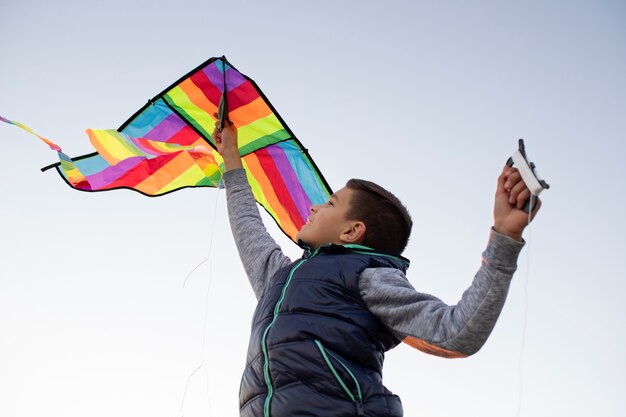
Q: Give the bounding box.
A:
[1,1,624,416]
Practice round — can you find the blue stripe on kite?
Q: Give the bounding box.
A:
[121,99,173,138]
[278,141,330,206]
[71,154,111,176]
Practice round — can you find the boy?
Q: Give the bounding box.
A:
[213,122,538,417]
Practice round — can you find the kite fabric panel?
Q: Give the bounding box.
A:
[1,56,332,241]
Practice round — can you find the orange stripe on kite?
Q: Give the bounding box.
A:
[243,152,282,214]
[243,152,297,238]
[229,96,273,128]
[192,150,219,172]
[177,79,218,119]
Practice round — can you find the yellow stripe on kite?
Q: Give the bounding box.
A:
[238,113,284,150]
[87,129,143,165]
[157,161,209,194]
[167,84,217,136]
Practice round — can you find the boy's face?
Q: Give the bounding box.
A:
[296,186,362,249]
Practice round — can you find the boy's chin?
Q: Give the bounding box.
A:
[296,225,310,239]
[295,231,315,248]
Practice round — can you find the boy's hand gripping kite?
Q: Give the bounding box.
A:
[507,139,550,213]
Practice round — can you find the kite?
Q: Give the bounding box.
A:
[1,56,332,241]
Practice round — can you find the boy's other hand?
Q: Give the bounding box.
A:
[212,114,242,171]
[493,165,541,241]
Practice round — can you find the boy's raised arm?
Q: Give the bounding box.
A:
[213,122,292,299]
[360,164,539,357]
[361,230,523,358]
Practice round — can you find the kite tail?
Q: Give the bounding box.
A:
[0,116,90,190]
[0,115,62,151]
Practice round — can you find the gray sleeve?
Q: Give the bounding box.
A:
[360,229,524,358]
[222,168,292,299]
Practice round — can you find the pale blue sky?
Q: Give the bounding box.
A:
[1,1,625,416]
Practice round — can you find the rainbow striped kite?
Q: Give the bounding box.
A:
[1,56,331,241]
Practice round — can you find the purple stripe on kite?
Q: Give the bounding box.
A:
[144,113,187,142]
[83,156,145,189]
[203,62,245,92]
[265,145,312,222]
[203,63,223,90]
[224,67,246,92]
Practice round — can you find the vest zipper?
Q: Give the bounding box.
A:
[261,247,320,417]
[314,340,365,416]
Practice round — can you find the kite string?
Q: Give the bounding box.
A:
[516,194,535,417]
[177,187,222,417]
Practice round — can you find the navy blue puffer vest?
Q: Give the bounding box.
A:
[239,244,409,417]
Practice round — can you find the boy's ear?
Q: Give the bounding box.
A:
[340,221,366,244]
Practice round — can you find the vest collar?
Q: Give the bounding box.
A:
[297,241,410,269]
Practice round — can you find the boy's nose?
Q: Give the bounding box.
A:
[310,205,319,213]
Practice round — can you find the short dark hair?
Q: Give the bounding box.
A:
[345,179,412,255]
